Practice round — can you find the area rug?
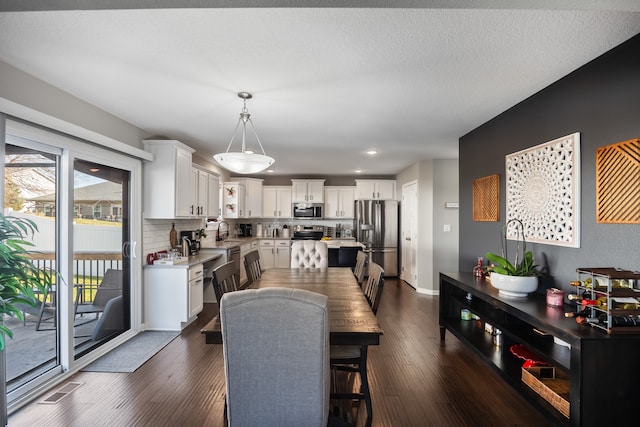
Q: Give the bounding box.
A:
[82,331,179,373]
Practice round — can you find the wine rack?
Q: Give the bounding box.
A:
[574,268,640,334]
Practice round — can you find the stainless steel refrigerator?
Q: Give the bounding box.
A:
[354,199,398,276]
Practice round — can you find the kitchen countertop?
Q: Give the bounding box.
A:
[144,252,223,268]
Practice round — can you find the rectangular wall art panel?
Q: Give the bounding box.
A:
[596,137,640,224]
[472,174,500,222]
[505,133,580,248]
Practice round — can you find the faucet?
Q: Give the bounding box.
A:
[216,221,229,241]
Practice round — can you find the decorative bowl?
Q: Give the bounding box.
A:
[490,272,538,297]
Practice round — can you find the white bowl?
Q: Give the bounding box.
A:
[490,272,538,297]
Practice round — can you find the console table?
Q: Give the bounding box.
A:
[439,272,640,427]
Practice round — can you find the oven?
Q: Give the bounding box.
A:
[293,203,323,219]
[292,225,324,241]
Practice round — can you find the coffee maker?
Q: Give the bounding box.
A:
[239,223,252,237]
[179,230,200,255]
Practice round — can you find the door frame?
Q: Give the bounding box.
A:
[401,180,418,287]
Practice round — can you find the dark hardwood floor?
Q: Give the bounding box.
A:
[9,278,550,427]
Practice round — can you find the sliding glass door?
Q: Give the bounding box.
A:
[2,116,141,407]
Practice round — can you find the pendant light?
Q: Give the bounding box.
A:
[213,92,274,174]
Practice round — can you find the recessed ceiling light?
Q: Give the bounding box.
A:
[355,169,363,174]
[266,169,274,173]
[366,150,377,155]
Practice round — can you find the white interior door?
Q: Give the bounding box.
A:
[401,181,418,286]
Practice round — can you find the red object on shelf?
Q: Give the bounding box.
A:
[510,344,551,367]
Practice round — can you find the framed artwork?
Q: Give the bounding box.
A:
[472,174,500,222]
[505,132,580,247]
[596,137,640,223]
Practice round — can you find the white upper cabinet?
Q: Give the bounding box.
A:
[230,178,263,218]
[143,140,195,219]
[263,186,292,218]
[191,167,220,218]
[324,186,355,219]
[291,179,325,203]
[355,179,396,200]
[223,182,245,219]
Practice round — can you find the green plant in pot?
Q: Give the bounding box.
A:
[0,213,53,351]
[485,219,539,297]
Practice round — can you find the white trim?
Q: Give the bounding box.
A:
[0,97,153,161]
[416,288,439,296]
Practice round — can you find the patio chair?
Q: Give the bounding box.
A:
[220,287,330,426]
[74,269,122,319]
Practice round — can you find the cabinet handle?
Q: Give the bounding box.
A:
[274,210,277,217]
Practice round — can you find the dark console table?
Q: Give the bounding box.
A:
[439,272,640,427]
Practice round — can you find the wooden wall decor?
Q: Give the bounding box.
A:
[472,174,500,222]
[505,133,580,248]
[596,137,640,223]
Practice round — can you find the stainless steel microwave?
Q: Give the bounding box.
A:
[293,203,323,219]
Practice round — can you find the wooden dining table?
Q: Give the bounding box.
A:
[201,267,384,346]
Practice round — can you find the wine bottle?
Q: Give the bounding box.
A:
[170,223,178,248]
[567,294,582,301]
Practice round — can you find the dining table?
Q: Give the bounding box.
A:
[201,267,384,346]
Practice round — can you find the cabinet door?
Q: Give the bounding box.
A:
[277,187,292,218]
[176,148,195,217]
[223,183,243,219]
[262,186,278,218]
[307,180,324,202]
[207,173,220,218]
[291,180,308,202]
[355,180,376,200]
[340,187,356,218]
[324,187,340,219]
[376,180,396,200]
[245,180,263,218]
[197,170,208,217]
[259,240,275,269]
[275,241,291,268]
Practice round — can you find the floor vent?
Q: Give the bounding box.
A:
[39,382,83,404]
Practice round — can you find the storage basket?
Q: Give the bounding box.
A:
[521,366,570,419]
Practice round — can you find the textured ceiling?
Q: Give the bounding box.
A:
[1,3,639,175]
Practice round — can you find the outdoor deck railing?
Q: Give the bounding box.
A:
[26,252,122,304]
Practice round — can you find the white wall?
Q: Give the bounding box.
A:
[396,159,459,293]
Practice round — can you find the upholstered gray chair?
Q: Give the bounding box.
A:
[220,287,330,427]
[290,240,328,269]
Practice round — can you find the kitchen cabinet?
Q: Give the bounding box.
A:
[229,178,263,218]
[291,179,325,203]
[143,139,195,218]
[355,179,396,200]
[258,239,291,269]
[191,167,220,218]
[324,186,355,219]
[262,186,292,218]
[144,263,204,330]
[222,182,245,219]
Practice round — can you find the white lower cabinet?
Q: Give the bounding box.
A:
[144,263,203,331]
[259,239,290,269]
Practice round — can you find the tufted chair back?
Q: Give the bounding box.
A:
[290,240,328,269]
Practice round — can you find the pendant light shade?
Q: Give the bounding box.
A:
[214,92,274,174]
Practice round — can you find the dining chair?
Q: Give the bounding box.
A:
[290,240,328,268]
[330,261,384,427]
[220,287,330,427]
[353,251,368,287]
[74,269,122,319]
[212,260,240,303]
[243,249,262,287]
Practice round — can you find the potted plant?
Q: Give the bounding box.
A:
[485,219,539,297]
[1,213,53,426]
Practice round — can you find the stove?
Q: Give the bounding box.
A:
[292,225,324,240]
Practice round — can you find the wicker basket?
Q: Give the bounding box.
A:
[521,366,570,419]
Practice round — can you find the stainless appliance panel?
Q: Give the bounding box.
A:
[356,200,399,275]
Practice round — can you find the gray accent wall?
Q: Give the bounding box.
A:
[459,33,640,294]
